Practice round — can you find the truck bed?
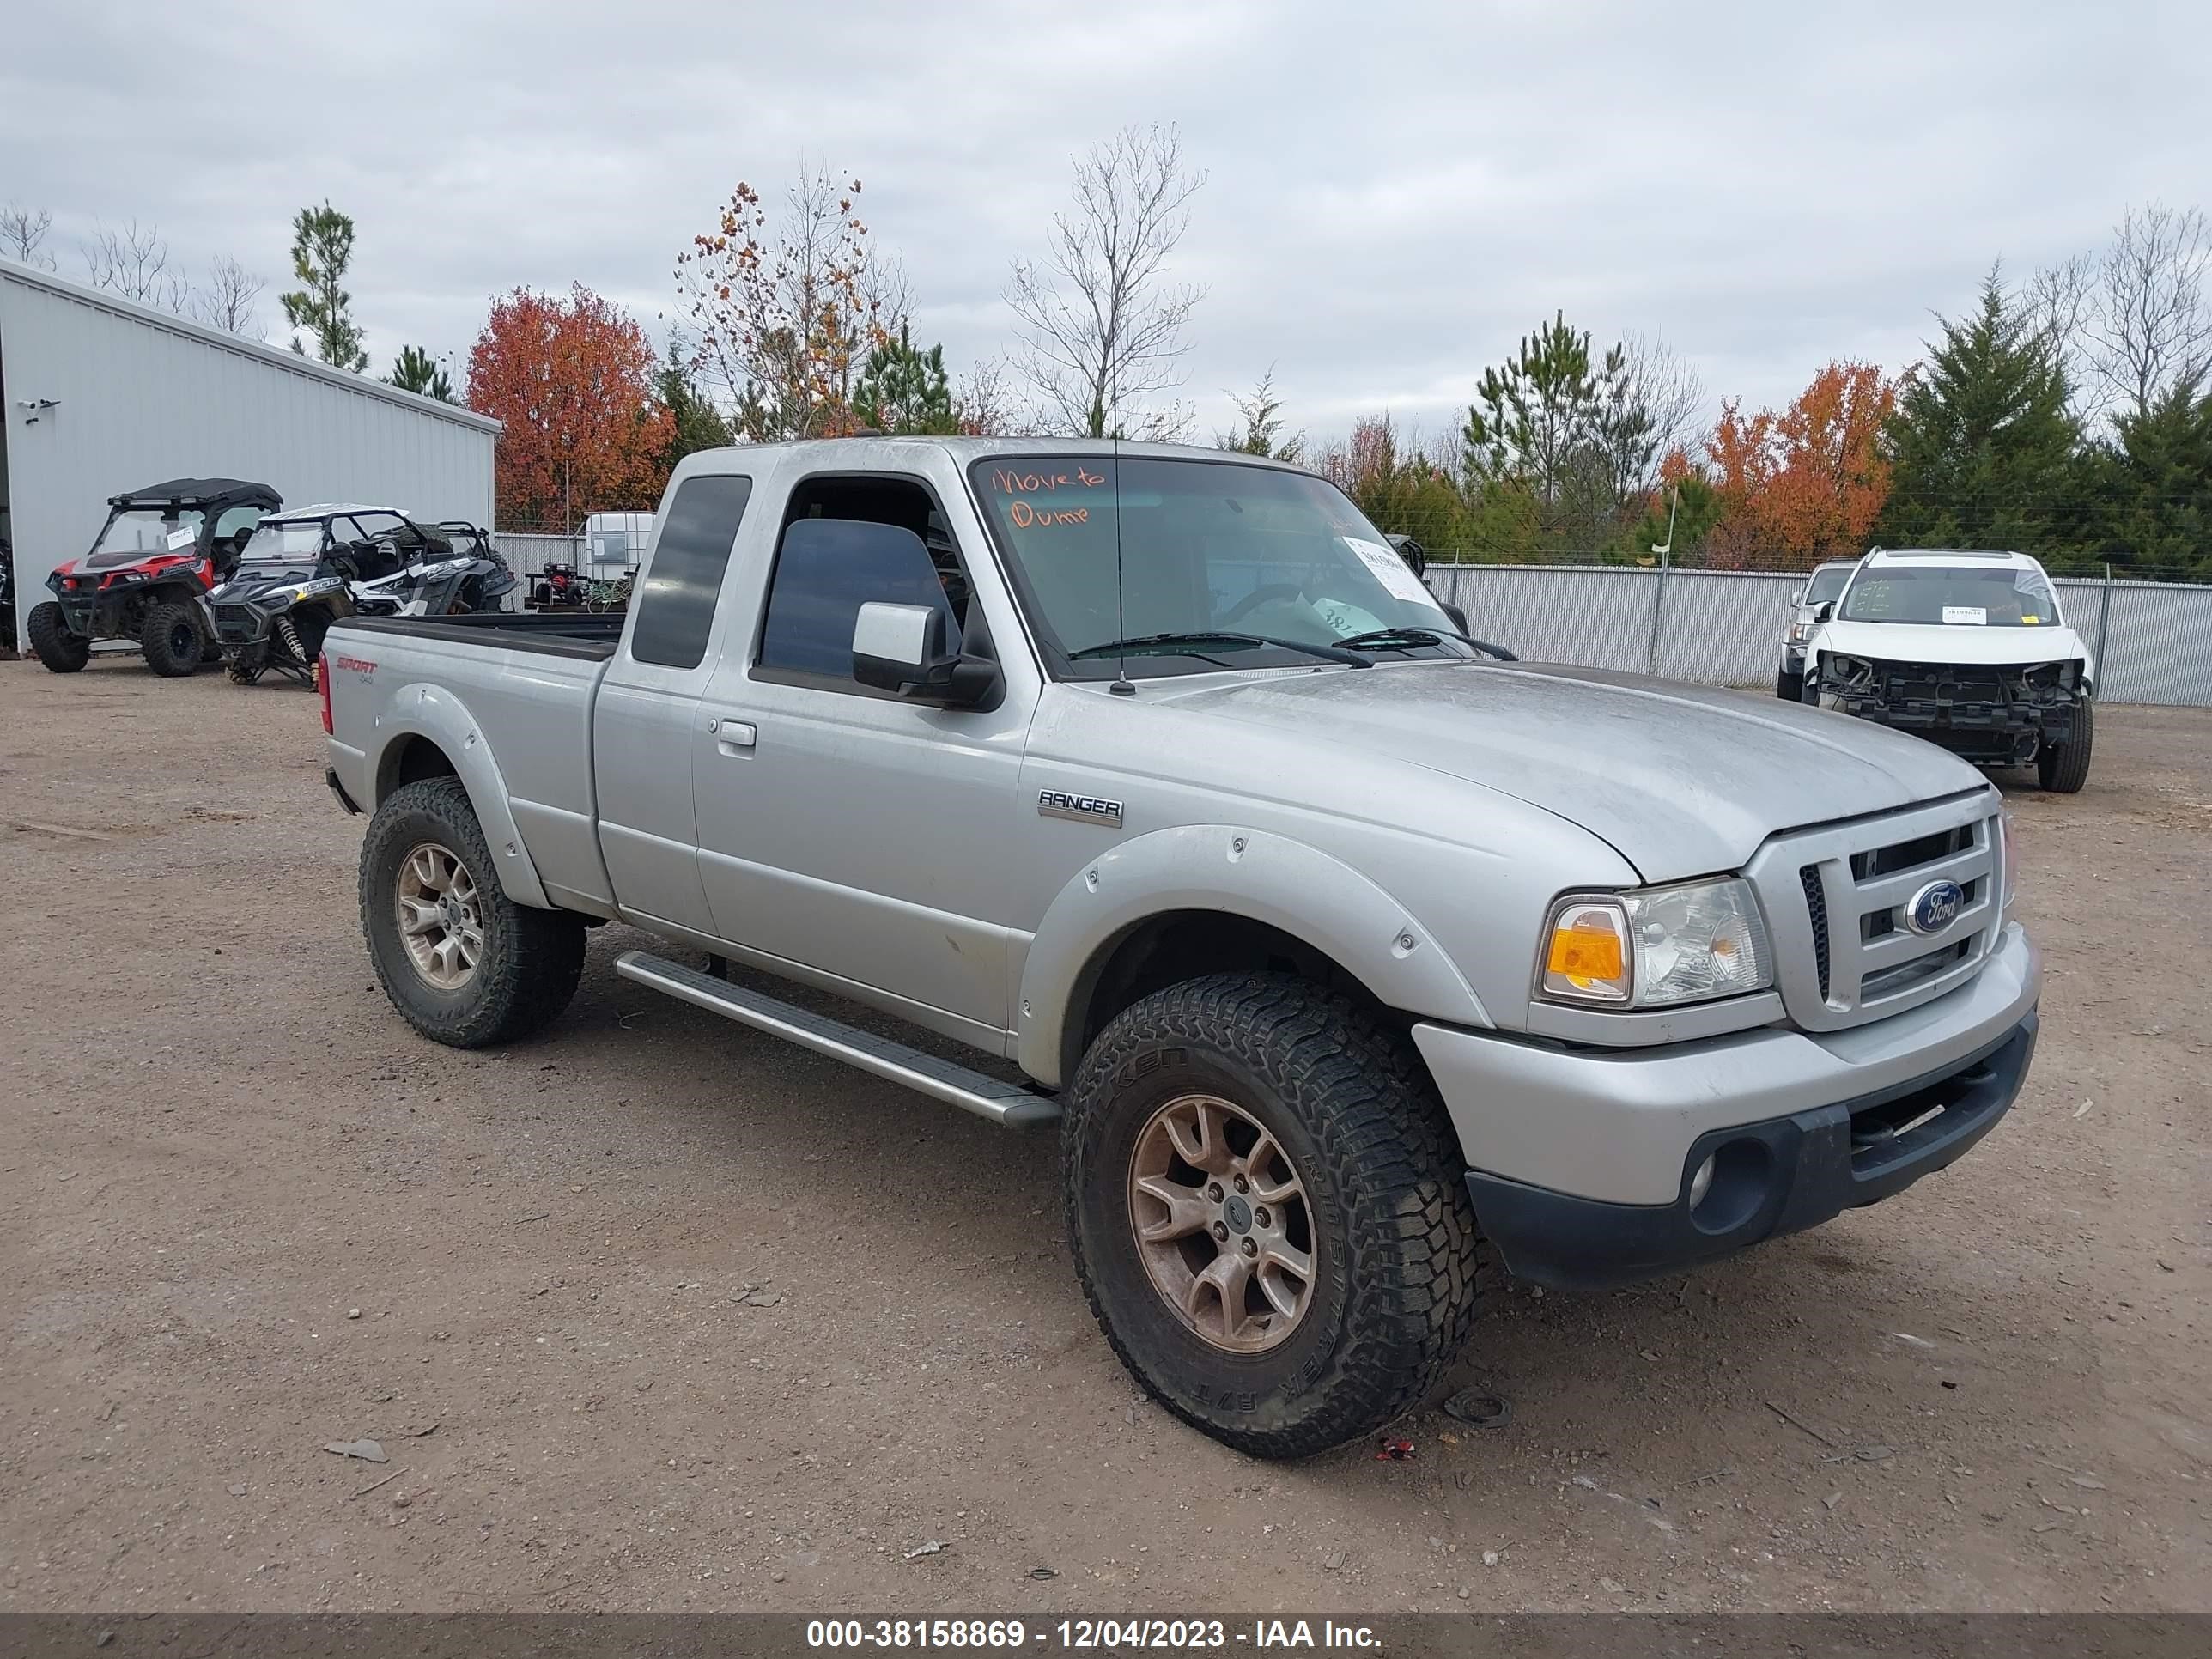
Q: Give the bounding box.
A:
[337,611,623,660]
[324,611,619,914]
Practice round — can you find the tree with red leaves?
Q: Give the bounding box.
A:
[1704,362,1897,569]
[466,285,672,530]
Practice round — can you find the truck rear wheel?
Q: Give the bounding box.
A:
[2037,699,2094,793]
[1063,974,1480,1458]
[140,602,205,677]
[27,602,89,673]
[361,777,586,1048]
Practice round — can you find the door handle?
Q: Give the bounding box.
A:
[711,716,757,750]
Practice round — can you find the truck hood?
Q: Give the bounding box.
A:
[1160,661,1986,883]
[1814,619,2093,672]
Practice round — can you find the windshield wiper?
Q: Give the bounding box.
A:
[1070,631,1372,667]
[1334,627,1447,651]
[1334,626,1520,663]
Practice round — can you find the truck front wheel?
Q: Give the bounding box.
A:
[2037,699,2094,793]
[1063,974,1480,1458]
[361,777,586,1047]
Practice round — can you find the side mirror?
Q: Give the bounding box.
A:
[1790,587,1805,606]
[1814,601,1834,623]
[853,601,994,705]
[1439,601,1470,635]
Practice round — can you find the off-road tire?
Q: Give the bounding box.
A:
[226,642,269,685]
[360,777,586,1048]
[27,602,89,673]
[141,602,205,677]
[1064,973,1481,1459]
[2037,699,2094,793]
[1776,666,1803,702]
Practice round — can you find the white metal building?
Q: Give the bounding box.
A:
[1,256,497,652]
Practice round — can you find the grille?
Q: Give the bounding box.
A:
[1799,865,1830,999]
[1747,791,2002,1032]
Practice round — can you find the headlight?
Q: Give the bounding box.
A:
[1787,622,1809,643]
[1540,878,1773,1008]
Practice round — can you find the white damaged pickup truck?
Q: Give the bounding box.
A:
[322,438,2040,1457]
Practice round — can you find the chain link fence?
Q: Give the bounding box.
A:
[495,531,588,570]
[1429,563,2212,708]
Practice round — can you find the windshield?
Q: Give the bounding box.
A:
[1839,563,2060,628]
[1804,565,1852,605]
[92,508,203,562]
[243,521,329,561]
[969,456,1463,678]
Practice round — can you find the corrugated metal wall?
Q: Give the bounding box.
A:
[1431,564,2212,708]
[2,258,497,651]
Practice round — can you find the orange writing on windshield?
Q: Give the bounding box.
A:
[990,467,1106,494]
[1008,501,1091,528]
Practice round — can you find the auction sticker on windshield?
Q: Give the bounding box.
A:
[1942,605,1988,625]
[1342,536,1433,605]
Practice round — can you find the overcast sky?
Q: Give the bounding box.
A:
[6,0,2207,447]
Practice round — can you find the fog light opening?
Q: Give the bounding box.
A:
[1689,1137,1775,1233]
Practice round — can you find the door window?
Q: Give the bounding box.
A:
[754,475,975,690]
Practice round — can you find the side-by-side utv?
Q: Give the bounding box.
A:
[27,478,282,675]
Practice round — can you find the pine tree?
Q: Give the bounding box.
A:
[1875,271,2082,560]
[654,339,733,472]
[853,325,957,435]
[2082,375,2212,577]
[281,202,368,370]
[386,344,454,403]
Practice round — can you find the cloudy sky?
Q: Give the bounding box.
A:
[5,0,2206,445]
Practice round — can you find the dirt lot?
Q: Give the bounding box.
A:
[0,659,2205,1617]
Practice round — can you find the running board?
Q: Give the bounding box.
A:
[613,950,1059,1128]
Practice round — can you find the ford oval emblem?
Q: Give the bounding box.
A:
[1906,879,1965,936]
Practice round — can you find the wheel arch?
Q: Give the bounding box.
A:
[367,689,553,910]
[1018,824,1491,1089]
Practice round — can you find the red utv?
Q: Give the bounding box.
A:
[27,477,282,676]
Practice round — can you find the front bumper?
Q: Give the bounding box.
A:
[1829,668,2079,764]
[1464,1014,2033,1288]
[1413,922,2040,1285]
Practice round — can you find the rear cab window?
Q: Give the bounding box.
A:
[630,474,754,668]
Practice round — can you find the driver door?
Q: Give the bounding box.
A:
[690,465,1039,1046]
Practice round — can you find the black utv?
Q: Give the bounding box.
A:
[27,479,281,675]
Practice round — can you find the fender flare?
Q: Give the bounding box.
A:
[368,682,553,909]
[1016,823,1491,1088]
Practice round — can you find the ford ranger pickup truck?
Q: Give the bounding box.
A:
[322,438,2041,1459]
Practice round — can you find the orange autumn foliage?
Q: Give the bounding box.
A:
[1704,362,1897,570]
[466,285,672,530]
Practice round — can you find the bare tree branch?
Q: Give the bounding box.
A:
[2021,250,2102,422]
[2,202,57,269]
[82,219,189,313]
[2083,202,2212,422]
[192,255,267,338]
[1614,332,1705,465]
[1006,123,1207,437]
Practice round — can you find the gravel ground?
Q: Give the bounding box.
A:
[0,659,2205,1616]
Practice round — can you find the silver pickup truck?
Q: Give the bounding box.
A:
[322,438,2040,1459]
